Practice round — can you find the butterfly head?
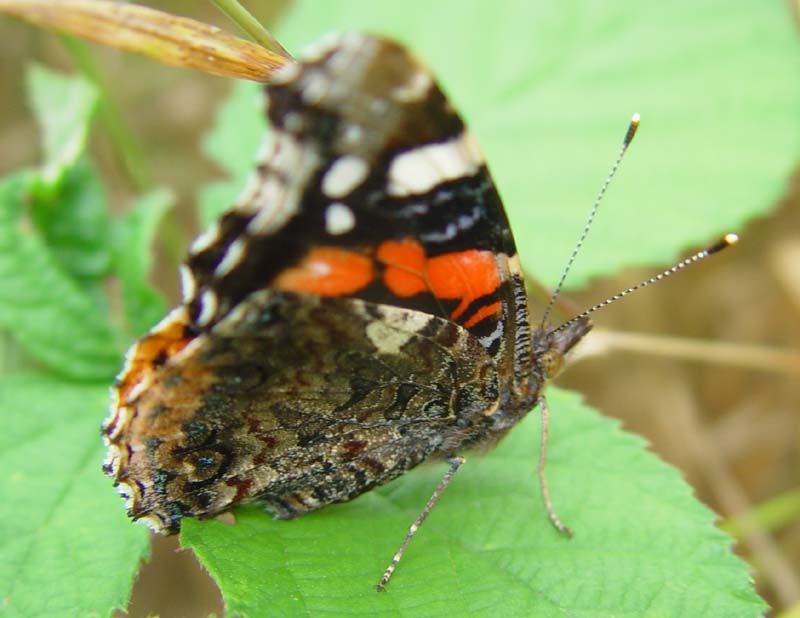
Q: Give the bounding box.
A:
[531,316,592,381]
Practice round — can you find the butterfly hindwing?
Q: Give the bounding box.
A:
[105,290,499,532]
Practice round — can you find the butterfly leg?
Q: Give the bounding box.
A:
[376,456,465,591]
[537,395,573,537]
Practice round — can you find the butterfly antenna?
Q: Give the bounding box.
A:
[552,233,739,334]
[539,113,640,330]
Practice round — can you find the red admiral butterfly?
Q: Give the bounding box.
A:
[102,32,736,590]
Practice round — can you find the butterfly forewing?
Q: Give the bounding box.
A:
[183,34,527,362]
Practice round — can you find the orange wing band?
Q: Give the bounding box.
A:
[378,238,502,324]
[274,247,375,296]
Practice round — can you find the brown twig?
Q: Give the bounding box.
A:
[576,329,800,375]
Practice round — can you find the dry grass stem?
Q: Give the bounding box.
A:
[0,0,291,81]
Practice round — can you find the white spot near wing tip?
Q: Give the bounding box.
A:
[325,203,356,235]
[322,155,369,198]
[215,239,247,277]
[392,69,433,102]
[387,131,485,197]
[195,289,219,327]
[190,222,221,255]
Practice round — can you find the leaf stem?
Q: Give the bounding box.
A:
[721,487,800,539]
[209,0,291,59]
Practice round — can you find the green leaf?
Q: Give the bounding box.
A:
[183,3,784,612]
[203,80,266,179]
[30,158,112,284]
[111,189,174,339]
[26,64,99,189]
[198,80,265,227]
[270,0,800,287]
[0,371,149,618]
[0,173,121,379]
[182,389,764,618]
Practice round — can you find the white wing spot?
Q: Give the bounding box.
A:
[392,69,432,102]
[215,239,247,277]
[322,155,369,198]
[363,306,432,354]
[341,124,364,146]
[325,203,356,235]
[366,321,414,355]
[478,320,504,350]
[190,221,221,254]
[387,131,484,197]
[195,289,219,327]
[179,265,197,302]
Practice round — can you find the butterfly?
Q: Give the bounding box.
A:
[102,31,604,589]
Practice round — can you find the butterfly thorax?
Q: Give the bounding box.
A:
[459,315,592,455]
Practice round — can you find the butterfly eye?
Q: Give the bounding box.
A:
[538,349,564,380]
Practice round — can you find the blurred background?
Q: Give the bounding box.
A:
[0,2,797,616]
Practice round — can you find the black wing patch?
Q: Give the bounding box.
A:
[183,33,520,339]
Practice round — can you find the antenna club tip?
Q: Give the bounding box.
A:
[623,114,640,147]
[706,232,740,255]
